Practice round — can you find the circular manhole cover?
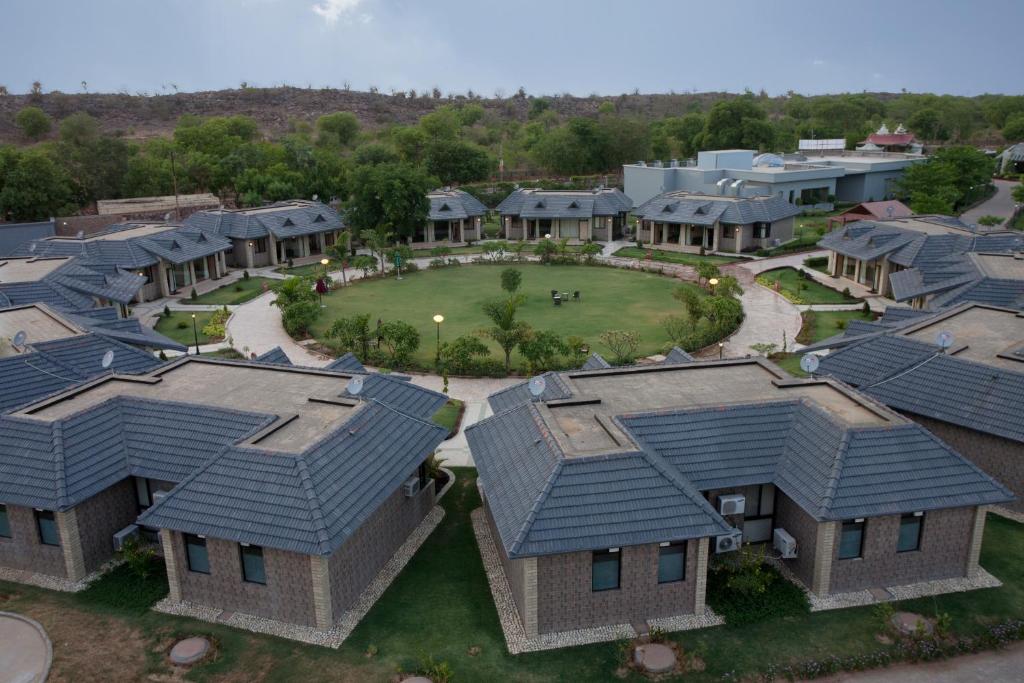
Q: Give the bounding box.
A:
[635,642,676,673]
[169,636,211,666]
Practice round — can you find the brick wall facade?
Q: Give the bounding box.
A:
[73,479,139,573]
[170,532,317,626]
[773,491,821,589]
[911,416,1023,513]
[535,539,700,634]
[327,477,435,615]
[830,506,976,593]
[483,502,529,623]
[0,504,67,578]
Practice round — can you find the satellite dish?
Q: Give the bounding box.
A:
[12,330,27,347]
[312,193,318,201]
[28,242,36,253]
[75,230,85,239]
[935,330,954,350]
[885,205,895,218]
[346,375,364,397]
[800,353,820,375]
[528,375,547,398]
[101,349,115,369]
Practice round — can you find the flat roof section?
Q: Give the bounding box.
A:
[0,305,82,353]
[21,359,361,453]
[0,257,73,283]
[971,253,1024,280]
[901,306,1024,371]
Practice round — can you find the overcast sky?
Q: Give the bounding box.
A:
[1,0,1021,97]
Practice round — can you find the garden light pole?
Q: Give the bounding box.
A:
[191,313,200,355]
[718,341,724,360]
[318,258,329,307]
[708,277,718,293]
[433,314,444,368]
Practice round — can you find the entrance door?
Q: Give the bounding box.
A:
[742,484,776,543]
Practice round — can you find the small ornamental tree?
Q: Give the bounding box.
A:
[379,320,420,366]
[329,313,372,358]
[439,335,491,375]
[599,329,640,365]
[534,238,557,264]
[518,329,567,374]
[500,267,522,294]
[481,294,530,372]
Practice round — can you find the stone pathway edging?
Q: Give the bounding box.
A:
[0,611,52,683]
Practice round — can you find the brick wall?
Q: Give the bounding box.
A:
[773,491,820,589]
[830,507,976,593]
[483,501,528,623]
[170,532,317,626]
[535,539,700,634]
[911,416,1022,513]
[73,479,139,573]
[327,477,435,615]
[0,505,66,577]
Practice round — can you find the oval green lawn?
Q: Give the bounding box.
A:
[311,264,697,370]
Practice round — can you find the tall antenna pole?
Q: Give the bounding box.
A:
[170,149,181,221]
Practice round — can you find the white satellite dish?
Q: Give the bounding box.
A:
[28,242,36,253]
[885,205,895,218]
[101,349,115,369]
[528,375,547,398]
[75,230,85,239]
[800,353,820,375]
[312,193,318,201]
[12,330,27,347]
[935,330,954,350]
[346,375,364,397]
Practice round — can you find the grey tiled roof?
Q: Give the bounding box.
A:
[324,352,366,373]
[580,353,612,370]
[253,346,292,366]
[12,224,231,268]
[816,335,938,387]
[497,188,631,218]
[184,201,344,240]
[46,261,147,305]
[58,309,186,351]
[663,346,695,364]
[0,279,94,311]
[468,403,730,558]
[428,190,487,221]
[342,373,448,420]
[487,371,573,412]
[635,192,801,226]
[878,307,932,325]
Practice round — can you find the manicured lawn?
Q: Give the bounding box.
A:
[762,213,835,256]
[613,246,740,266]
[310,264,700,371]
[202,347,246,359]
[411,244,487,258]
[278,262,332,278]
[804,255,830,274]
[757,267,859,305]
[432,399,463,433]
[771,352,807,377]
[799,309,875,344]
[3,469,1024,682]
[153,311,219,346]
[183,277,275,305]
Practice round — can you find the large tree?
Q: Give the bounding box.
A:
[15,106,52,141]
[347,162,436,240]
[0,149,74,220]
[702,96,773,150]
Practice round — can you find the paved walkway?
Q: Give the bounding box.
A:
[961,178,1021,226]
[815,640,1024,683]
[0,612,51,683]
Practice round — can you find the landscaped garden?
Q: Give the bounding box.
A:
[613,246,740,267]
[306,263,719,372]
[798,308,876,344]
[182,276,275,305]
[756,267,859,305]
[4,469,1024,682]
[154,310,221,347]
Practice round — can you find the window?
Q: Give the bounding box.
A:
[753,222,772,239]
[897,514,923,553]
[592,549,620,591]
[35,510,59,546]
[252,238,267,254]
[0,504,10,538]
[185,534,210,574]
[743,484,776,543]
[657,542,686,583]
[838,520,865,560]
[240,544,266,584]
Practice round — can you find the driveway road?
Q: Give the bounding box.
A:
[961,178,1021,226]
[815,641,1024,683]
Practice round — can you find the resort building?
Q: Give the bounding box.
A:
[634,191,800,254]
[467,358,1009,643]
[624,149,925,208]
[496,188,631,243]
[9,222,233,303]
[184,200,346,268]
[805,302,1024,514]
[856,123,924,155]
[817,216,1024,306]
[413,189,488,244]
[0,355,449,639]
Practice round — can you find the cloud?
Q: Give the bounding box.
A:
[872,72,883,79]
[812,59,825,66]
[312,0,370,25]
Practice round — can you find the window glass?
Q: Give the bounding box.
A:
[36,510,60,546]
[657,543,686,583]
[185,534,210,574]
[838,521,864,560]
[592,550,620,591]
[0,504,10,538]
[898,514,922,552]
[241,545,266,584]
[134,477,151,509]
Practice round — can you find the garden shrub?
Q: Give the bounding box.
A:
[163,304,171,318]
[281,301,321,337]
[201,308,231,339]
[439,335,492,375]
[707,546,810,626]
[176,320,188,329]
[242,270,250,280]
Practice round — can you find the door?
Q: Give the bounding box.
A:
[742,484,776,543]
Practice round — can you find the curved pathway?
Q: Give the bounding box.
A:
[961,178,1021,226]
[0,612,52,683]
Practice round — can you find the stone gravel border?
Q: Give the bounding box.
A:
[435,467,456,502]
[154,505,445,649]
[0,558,121,593]
[0,611,52,683]
[648,609,725,632]
[766,556,1001,611]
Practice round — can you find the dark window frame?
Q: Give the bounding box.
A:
[35,509,60,546]
[897,513,923,553]
[239,544,267,585]
[591,549,621,592]
[0,504,10,538]
[753,222,772,239]
[657,542,686,584]
[184,534,210,574]
[838,520,865,560]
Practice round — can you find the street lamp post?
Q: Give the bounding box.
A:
[433,314,444,368]
[318,258,329,307]
[708,277,719,293]
[718,341,724,360]
[191,313,200,355]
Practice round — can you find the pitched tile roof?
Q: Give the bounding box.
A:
[427,189,487,221]
[184,200,344,240]
[580,353,612,370]
[253,346,292,366]
[497,188,631,218]
[663,346,695,364]
[635,191,801,226]
[487,370,572,413]
[323,352,367,373]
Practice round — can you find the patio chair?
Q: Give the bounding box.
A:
[553,295,561,306]
[551,289,558,299]
[573,291,581,302]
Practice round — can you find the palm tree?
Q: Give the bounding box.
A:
[360,226,394,274]
[327,231,352,286]
[482,294,530,373]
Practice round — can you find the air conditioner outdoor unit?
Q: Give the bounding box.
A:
[113,524,139,551]
[718,494,746,517]
[773,528,798,559]
[402,477,421,498]
[152,491,169,506]
[715,529,743,554]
